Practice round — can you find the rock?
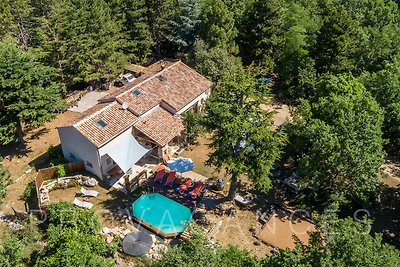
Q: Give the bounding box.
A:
[254,240,261,246]
[25,169,32,174]
[106,234,114,244]
[102,227,111,234]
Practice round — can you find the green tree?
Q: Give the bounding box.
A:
[0,0,33,50]
[204,67,286,199]
[35,0,127,85]
[339,0,400,73]
[193,39,242,83]
[286,74,384,207]
[108,0,154,64]
[152,226,260,267]
[0,223,43,267]
[0,158,11,205]
[35,202,115,267]
[146,0,175,58]
[239,0,286,70]
[263,215,400,267]
[277,0,320,98]
[166,0,201,56]
[0,42,64,145]
[313,3,360,74]
[182,111,204,145]
[200,0,238,53]
[360,63,400,146]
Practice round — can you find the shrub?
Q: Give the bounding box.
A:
[57,165,67,178]
[47,145,68,166]
[0,158,11,205]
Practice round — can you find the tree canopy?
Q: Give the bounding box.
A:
[35,202,115,267]
[204,67,287,198]
[0,43,64,144]
[286,74,384,207]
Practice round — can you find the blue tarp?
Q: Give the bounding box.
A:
[257,77,273,83]
[104,129,149,173]
[167,157,194,173]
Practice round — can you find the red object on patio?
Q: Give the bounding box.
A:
[188,182,205,198]
[154,167,166,183]
[164,172,177,187]
[177,178,193,194]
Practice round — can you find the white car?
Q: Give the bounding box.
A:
[114,73,136,87]
[122,73,136,83]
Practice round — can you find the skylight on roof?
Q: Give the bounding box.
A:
[156,75,166,81]
[96,119,107,128]
[132,89,141,96]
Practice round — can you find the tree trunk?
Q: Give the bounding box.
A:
[16,120,24,145]
[227,171,239,200]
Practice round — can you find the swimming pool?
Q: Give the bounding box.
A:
[132,193,192,237]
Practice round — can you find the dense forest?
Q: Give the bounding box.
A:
[2,0,400,266]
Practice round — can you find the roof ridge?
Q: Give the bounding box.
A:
[116,60,181,100]
[74,101,116,127]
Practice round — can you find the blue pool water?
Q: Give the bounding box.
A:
[132,193,192,235]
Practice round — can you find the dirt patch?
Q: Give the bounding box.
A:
[0,111,82,213]
[382,159,400,187]
[208,209,272,258]
[259,102,292,127]
[258,209,315,250]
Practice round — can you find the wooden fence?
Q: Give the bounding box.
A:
[35,161,84,209]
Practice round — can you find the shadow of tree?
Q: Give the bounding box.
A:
[370,183,400,248]
[28,144,67,170]
[0,141,32,160]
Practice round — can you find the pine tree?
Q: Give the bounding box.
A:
[313,3,360,74]
[0,42,64,144]
[0,0,34,50]
[35,0,127,85]
[166,0,201,56]
[146,0,175,58]
[108,0,154,64]
[239,0,286,70]
[200,0,238,53]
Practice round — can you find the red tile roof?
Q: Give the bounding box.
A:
[134,108,184,147]
[64,60,211,147]
[74,102,138,147]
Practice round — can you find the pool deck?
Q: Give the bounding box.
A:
[145,172,209,211]
[131,215,181,239]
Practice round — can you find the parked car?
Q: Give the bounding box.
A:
[114,73,136,87]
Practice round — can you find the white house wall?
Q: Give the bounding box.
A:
[176,90,211,115]
[57,126,102,178]
[98,126,133,175]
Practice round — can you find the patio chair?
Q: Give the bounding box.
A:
[164,172,177,187]
[187,182,205,198]
[80,187,99,198]
[234,194,252,206]
[176,178,193,194]
[154,168,166,183]
[73,198,93,209]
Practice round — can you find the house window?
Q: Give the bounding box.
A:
[106,158,113,165]
[86,161,93,168]
[96,119,107,128]
[156,75,166,81]
[132,89,141,96]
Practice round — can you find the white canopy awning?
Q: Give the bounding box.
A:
[101,129,149,173]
